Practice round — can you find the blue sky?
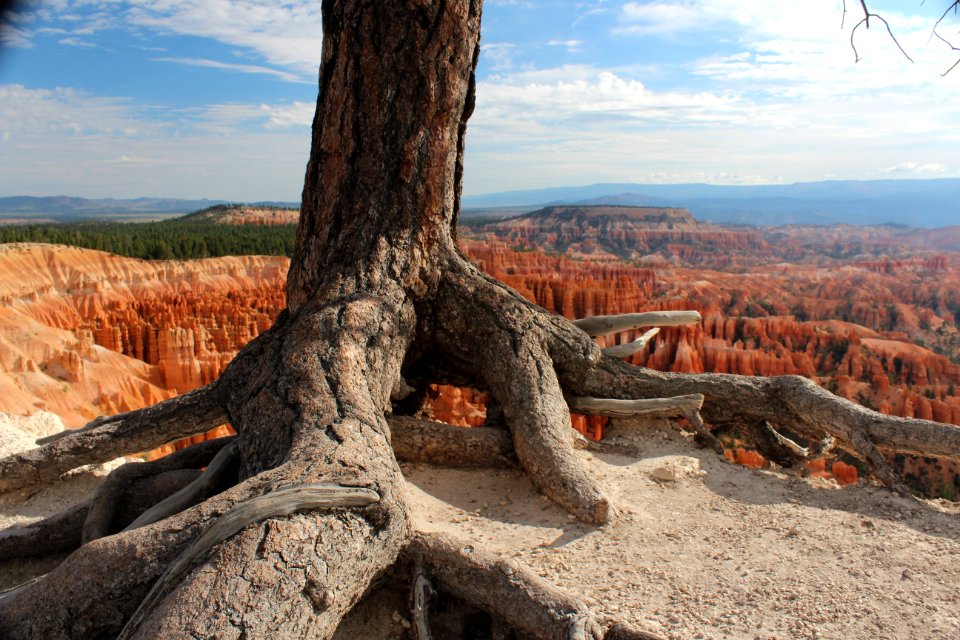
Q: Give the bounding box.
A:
[1,0,959,200]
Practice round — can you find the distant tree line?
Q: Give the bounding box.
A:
[0,219,297,260]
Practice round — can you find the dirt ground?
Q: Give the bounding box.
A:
[2,414,959,640]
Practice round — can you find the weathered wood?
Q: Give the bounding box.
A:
[0,469,202,561]
[389,416,515,468]
[560,356,960,482]
[412,572,434,640]
[0,500,87,559]
[119,484,381,640]
[124,438,240,532]
[567,394,704,418]
[0,382,227,493]
[686,408,724,455]
[602,328,659,358]
[82,436,234,543]
[434,261,612,524]
[745,420,808,466]
[406,534,666,640]
[573,311,701,338]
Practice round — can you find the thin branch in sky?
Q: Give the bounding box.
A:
[929,0,960,75]
[849,1,915,64]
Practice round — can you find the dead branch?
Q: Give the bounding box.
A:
[0,381,227,493]
[602,328,659,358]
[405,534,666,640]
[849,0,914,63]
[573,311,701,338]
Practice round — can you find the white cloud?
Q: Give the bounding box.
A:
[462,55,960,194]
[0,84,312,199]
[125,1,324,74]
[547,38,583,53]
[476,66,760,131]
[0,23,33,48]
[200,101,314,130]
[885,162,948,174]
[58,36,97,47]
[0,84,157,137]
[616,2,705,36]
[152,57,309,83]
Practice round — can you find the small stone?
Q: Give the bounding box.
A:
[651,467,676,482]
[901,568,914,580]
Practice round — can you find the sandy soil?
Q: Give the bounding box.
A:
[402,418,960,640]
[2,415,958,639]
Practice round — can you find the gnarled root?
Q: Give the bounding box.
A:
[0,437,235,561]
[0,381,228,494]
[403,533,665,640]
[82,436,237,543]
[435,262,613,523]
[563,356,960,494]
[118,483,381,640]
[389,416,515,468]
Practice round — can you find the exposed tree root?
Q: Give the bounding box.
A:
[0,381,227,493]
[404,533,665,640]
[0,457,216,561]
[123,437,240,532]
[561,356,960,493]
[119,483,381,640]
[389,415,515,468]
[435,262,612,524]
[82,436,236,543]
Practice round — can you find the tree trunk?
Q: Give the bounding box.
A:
[3,1,960,638]
[1,2,483,638]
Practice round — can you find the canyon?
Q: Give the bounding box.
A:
[1,204,959,496]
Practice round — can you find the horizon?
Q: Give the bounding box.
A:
[2,1,960,200]
[3,174,959,205]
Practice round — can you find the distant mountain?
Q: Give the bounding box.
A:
[0,196,300,221]
[181,204,299,225]
[475,204,766,266]
[461,179,960,228]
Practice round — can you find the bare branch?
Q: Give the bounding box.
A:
[849,2,915,64]
[602,328,659,359]
[573,311,701,338]
[0,381,228,493]
[933,29,960,75]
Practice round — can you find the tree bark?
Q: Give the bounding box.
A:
[2,1,960,638]
[0,2,483,638]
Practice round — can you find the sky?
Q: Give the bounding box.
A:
[1,0,959,201]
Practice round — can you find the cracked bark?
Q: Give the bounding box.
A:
[2,1,960,638]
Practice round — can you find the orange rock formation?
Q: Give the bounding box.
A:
[2,235,958,496]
